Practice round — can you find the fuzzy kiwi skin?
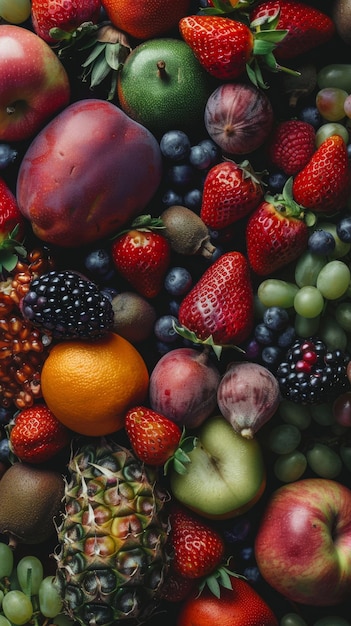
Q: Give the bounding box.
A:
[0,462,64,545]
[333,0,351,45]
[111,291,156,343]
[161,205,216,258]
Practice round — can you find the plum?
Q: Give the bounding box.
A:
[148,347,221,429]
[16,99,163,247]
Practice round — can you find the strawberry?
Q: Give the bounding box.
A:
[9,403,71,464]
[200,159,265,230]
[31,0,101,43]
[169,504,225,580]
[292,134,351,214]
[246,179,308,276]
[266,120,316,176]
[111,215,171,299]
[0,177,26,275]
[177,251,254,347]
[158,566,197,603]
[250,0,335,61]
[125,406,196,472]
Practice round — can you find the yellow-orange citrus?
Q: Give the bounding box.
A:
[40,332,149,436]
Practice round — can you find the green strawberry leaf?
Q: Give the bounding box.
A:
[173,322,246,360]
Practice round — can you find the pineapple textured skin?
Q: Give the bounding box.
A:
[54,437,169,625]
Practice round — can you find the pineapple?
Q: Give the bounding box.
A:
[54,437,170,625]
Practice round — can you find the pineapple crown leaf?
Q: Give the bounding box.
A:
[197,560,246,598]
[173,322,246,360]
[164,430,198,476]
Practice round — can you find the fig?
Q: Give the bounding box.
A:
[217,361,281,438]
[204,82,274,155]
[0,462,65,545]
[160,205,216,258]
[149,347,221,429]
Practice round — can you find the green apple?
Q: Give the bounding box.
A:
[169,414,266,519]
[117,38,214,138]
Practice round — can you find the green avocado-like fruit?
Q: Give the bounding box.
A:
[117,38,214,137]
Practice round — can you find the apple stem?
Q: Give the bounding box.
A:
[157,60,168,80]
[6,105,15,115]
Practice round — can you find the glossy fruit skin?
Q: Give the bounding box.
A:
[179,15,254,80]
[125,405,182,466]
[266,120,316,176]
[250,0,335,61]
[101,0,190,40]
[176,574,278,626]
[178,251,254,345]
[0,177,25,244]
[292,135,351,214]
[31,0,101,43]
[117,38,213,137]
[204,82,274,155]
[0,24,70,141]
[16,99,163,247]
[246,200,309,276]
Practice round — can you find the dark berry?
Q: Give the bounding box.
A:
[277,325,296,348]
[0,438,10,464]
[254,323,276,346]
[154,315,179,343]
[167,163,195,190]
[164,267,192,296]
[162,189,183,208]
[298,105,323,129]
[189,144,212,170]
[263,306,290,331]
[0,143,17,169]
[336,216,351,243]
[183,188,202,212]
[308,229,335,255]
[268,171,289,194]
[261,345,283,368]
[160,130,191,161]
[84,248,114,280]
[198,138,220,164]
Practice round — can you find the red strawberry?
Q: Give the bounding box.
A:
[250,0,335,61]
[0,177,26,275]
[31,0,101,43]
[266,120,316,176]
[111,216,171,299]
[178,251,254,346]
[125,405,195,471]
[169,504,225,579]
[246,181,308,276]
[9,403,71,464]
[158,566,197,603]
[200,160,264,230]
[292,134,351,214]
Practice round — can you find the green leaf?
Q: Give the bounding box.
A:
[206,576,221,599]
[105,43,123,71]
[90,56,112,87]
[81,41,105,67]
[253,39,276,55]
[0,252,18,272]
[254,29,287,44]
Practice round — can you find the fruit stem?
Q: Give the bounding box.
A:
[199,240,217,259]
[157,60,168,80]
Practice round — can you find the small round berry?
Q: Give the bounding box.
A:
[198,138,220,164]
[268,171,289,194]
[189,144,212,170]
[308,229,336,255]
[164,267,193,296]
[167,163,195,189]
[336,216,351,243]
[262,345,283,367]
[0,438,10,464]
[277,325,296,348]
[162,189,183,208]
[298,105,323,129]
[84,248,113,279]
[263,306,290,331]
[183,188,202,211]
[154,315,179,343]
[160,130,191,161]
[254,323,276,346]
[0,143,17,169]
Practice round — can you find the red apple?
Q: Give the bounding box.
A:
[0,24,70,142]
[16,99,163,247]
[255,478,351,605]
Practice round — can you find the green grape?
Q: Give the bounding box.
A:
[293,286,325,318]
[334,301,351,332]
[38,576,63,618]
[317,222,351,259]
[2,590,33,626]
[316,122,349,146]
[316,87,348,121]
[274,450,307,483]
[257,279,299,308]
[0,543,14,579]
[17,555,43,596]
[0,0,31,23]
[310,403,335,426]
[0,616,12,626]
[294,250,327,288]
[294,313,320,338]
[268,424,301,455]
[317,63,351,92]
[280,612,308,626]
[316,260,351,300]
[0,589,4,607]
[279,400,311,430]
[340,443,351,471]
[306,443,342,478]
[319,314,348,351]
[344,93,351,118]
[313,617,351,626]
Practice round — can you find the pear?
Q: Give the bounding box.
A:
[0,462,64,545]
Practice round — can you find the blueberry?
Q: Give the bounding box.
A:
[168,299,181,316]
[154,315,179,343]
[240,545,254,561]
[189,144,212,170]
[261,345,283,368]
[308,229,336,255]
[223,517,251,544]
[164,267,193,296]
[162,189,183,208]
[243,338,261,360]
[0,143,17,169]
[298,105,323,129]
[0,438,10,464]
[167,163,195,190]
[100,286,119,302]
[160,130,191,162]
[263,306,290,331]
[84,248,113,279]
[0,407,13,425]
[254,323,276,345]
[198,138,220,164]
[268,171,289,194]
[243,566,261,584]
[183,188,202,211]
[336,216,351,243]
[277,325,296,348]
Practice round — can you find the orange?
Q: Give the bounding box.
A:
[100,0,190,40]
[40,332,149,436]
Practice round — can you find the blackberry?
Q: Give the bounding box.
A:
[21,270,114,340]
[275,338,350,404]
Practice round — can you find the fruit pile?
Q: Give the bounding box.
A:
[2,0,351,625]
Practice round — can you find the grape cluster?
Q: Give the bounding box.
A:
[280,612,351,626]
[0,542,73,626]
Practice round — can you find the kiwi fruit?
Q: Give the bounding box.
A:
[0,462,65,545]
[161,205,216,258]
[332,0,351,45]
[111,291,156,343]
